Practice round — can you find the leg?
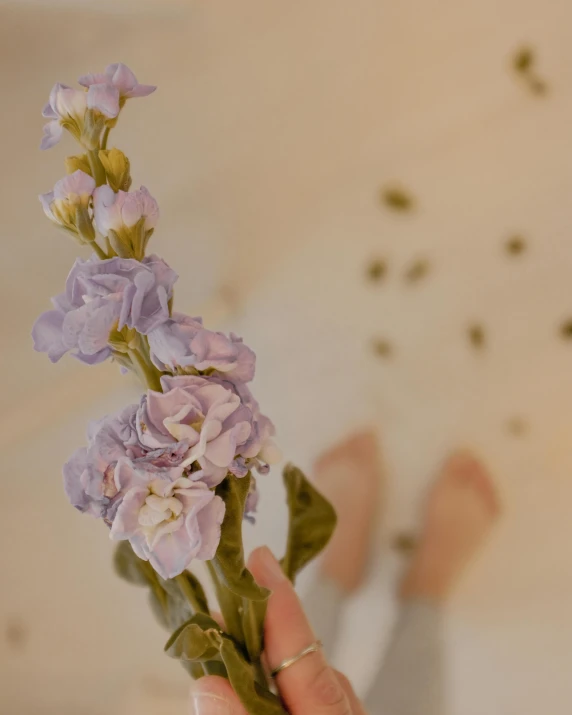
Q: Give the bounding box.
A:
[365,451,500,715]
[303,431,381,657]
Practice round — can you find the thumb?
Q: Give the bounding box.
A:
[189,675,248,715]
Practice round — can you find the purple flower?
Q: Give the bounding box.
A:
[64,417,225,579]
[158,374,281,482]
[64,452,148,520]
[40,170,96,229]
[41,83,87,150]
[63,375,276,576]
[64,404,191,519]
[148,313,256,383]
[32,255,177,364]
[63,376,277,520]
[93,185,159,236]
[138,375,256,487]
[110,472,225,579]
[78,63,156,119]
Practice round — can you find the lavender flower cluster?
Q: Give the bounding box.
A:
[33,64,279,579]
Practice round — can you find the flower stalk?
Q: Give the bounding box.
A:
[206,560,245,645]
[87,148,107,187]
[127,346,162,392]
[33,61,335,715]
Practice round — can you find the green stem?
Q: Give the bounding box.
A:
[88,149,107,187]
[242,597,265,661]
[253,659,268,687]
[101,126,111,150]
[128,348,162,391]
[242,597,271,688]
[175,574,203,614]
[88,239,108,260]
[206,561,245,645]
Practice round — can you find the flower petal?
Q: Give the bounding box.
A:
[32,309,68,362]
[40,120,63,151]
[124,84,157,98]
[146,524,195,579]
[107,62,137,92]
[194,495,225,561]
[87,84,120,119]
[110,486,149,540]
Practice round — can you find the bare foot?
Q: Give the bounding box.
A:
[400,451,500,602]
[314,430,381,593]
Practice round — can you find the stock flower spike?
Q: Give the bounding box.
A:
[33,63,336,714]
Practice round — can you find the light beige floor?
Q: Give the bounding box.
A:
[1,1,572,713]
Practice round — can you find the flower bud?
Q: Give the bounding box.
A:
[98,148,132,193]
[40,170,96,243]
[93,185,159,259]
[41,83,87,150]
[65,154,92,176]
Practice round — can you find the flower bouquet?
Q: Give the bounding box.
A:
[33,63,336,714]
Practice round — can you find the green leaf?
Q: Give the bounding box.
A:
[281,464,337,583]
[164,614,229,679]
[148,585,192,631]
[113,540,150,586]
[220,638,286,715]
[113,542,204,631]
[181,661,206,680]
[213,475,270,602]
[161,572,210,614]
[164,615,222,662]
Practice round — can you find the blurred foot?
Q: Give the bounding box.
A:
[400,451,500,602]
[314,430,381,593]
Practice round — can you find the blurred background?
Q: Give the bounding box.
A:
[2,0,572,713]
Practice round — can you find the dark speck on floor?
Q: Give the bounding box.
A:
[366,258,387,283]
[507,417,528,437]
[505,235,526,256]
[560,320,572,339]
[468,324,486,350]
[5,617,27,652]
[380,186,415,212]
[404,258,430,283]
[372,338,393,358]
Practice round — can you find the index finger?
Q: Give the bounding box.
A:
[248,546,359,715]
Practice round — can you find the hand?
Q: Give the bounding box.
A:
[189,546,365,714]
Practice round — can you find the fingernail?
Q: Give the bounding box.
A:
[255,546,286,588]
[189,692,234,714]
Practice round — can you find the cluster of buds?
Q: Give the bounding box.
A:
[41,63,155,151]
[39,64,158,261]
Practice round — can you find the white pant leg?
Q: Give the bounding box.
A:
[302,575,345,660]
[365,600,445,715]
